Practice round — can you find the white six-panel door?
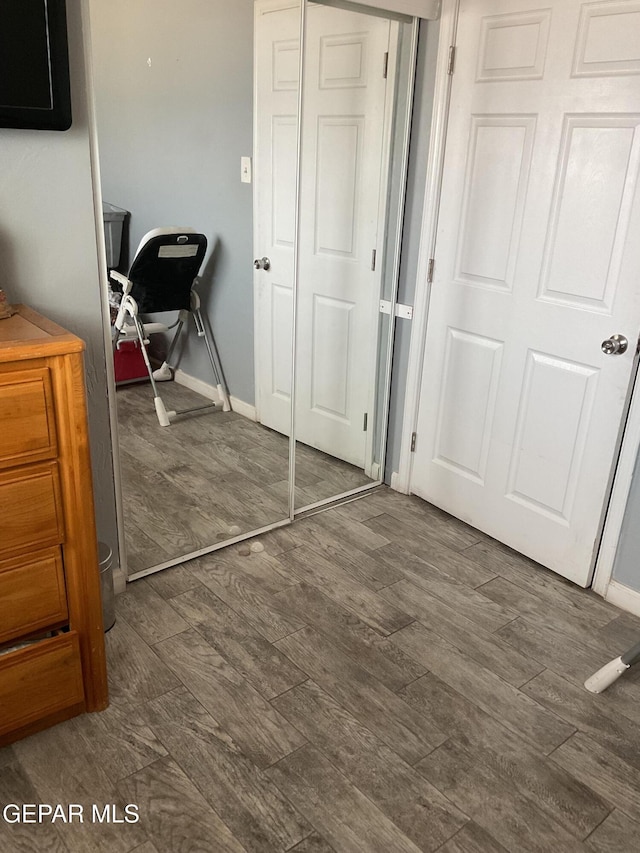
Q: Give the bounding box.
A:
[294,5,393,468]
[411,0,640,586]
[255,2,394,469]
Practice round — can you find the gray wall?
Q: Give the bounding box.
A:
[385,18,439,482]
[0,0,118,555]
[612,449,640,591]
[89,0,256,404]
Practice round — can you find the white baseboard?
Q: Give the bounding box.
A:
[226,396,258,422]
[605,579,640,619]
[172,368,218,401]
[390,471,410,493]
[173,369,257,421]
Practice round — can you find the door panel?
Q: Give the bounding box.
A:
[411,0,640,586]
[433,328,503,484]
[296,6,393,468]
[255,2,394,470]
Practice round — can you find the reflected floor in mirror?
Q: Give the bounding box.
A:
[116,381,372,574]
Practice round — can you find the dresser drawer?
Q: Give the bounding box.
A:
[0,632,84,738]
[0,548,68,645]
[0,367,57,470]
[0,463,64,558]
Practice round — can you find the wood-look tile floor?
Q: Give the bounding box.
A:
[116,382,372,574]
[3,488,640,852]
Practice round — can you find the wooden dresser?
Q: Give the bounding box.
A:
[0,305,108,745]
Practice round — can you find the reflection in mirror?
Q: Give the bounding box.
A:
[294,0,417,510]
[89,0,300,577]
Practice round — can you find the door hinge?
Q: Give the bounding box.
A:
[371,249,377,271]
[410,432,417,452]
[383,52,389,79]
[448,45,456,75]
[427,258,435,284]
[363,413,369,432]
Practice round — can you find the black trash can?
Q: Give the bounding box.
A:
[102,202,128,271]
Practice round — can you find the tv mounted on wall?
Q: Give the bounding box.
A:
[0,0,72,131]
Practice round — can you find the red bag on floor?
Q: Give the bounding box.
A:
[114,340,149,384]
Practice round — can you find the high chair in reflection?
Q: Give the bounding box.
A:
[111,227,231,426]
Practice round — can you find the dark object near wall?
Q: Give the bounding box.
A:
[0,0,72,131]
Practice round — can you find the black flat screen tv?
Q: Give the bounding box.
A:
[0,0,72,131]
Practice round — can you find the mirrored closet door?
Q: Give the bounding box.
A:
[90,0,420,580]
[292,0,419,512]
[89,0,300,578]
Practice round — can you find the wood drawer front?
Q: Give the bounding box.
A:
[0,632,84,737]
[0,548,67,645]
[0,368,57,469]
[0,463,64,557]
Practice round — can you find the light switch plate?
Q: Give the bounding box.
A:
[241,156,252,184]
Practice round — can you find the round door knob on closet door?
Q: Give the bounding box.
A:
[601,334,628,355]
[254,257,271,271]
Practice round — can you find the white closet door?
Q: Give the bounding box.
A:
[295,5,393,468]
[411,0,640,586]
[255,2,395,473]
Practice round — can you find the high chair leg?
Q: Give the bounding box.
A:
[193,308,231,411]
[132,315,176,426]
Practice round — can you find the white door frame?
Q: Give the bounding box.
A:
[395,0,458,490]
[591,363,640,597]
[396,0,640,598]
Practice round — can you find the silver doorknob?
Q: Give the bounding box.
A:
[601,334,628,355]
[254,257,271,271]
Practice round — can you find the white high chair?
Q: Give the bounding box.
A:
[111,227,231,426]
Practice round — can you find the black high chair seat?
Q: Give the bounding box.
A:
[127,231,207,313]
